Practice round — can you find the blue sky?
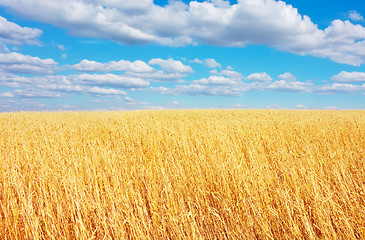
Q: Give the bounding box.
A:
[0,0,364,111]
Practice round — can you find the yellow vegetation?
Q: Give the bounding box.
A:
[0,110,364,239]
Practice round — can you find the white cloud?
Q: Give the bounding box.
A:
[0,52,58,74]
[78,73,150,88]
[151,75,365,96]
[177,84,245,96]
[331,71,365,83]
[210,69,243,79]
[0,16,42,45]
[148,58,193,73]
[88,86,127,95]
[349,10,364,22]
[103,60,154,73]
[39,83,84,92]
[246,72,272,82]
[3,0,365,65]
[278,72,297,82]
[72,58,191,82]
[0,72,32,87]
[125,71,187,82]
[73,60,104,72]
[316,83,365,94]
[151,84,245,96]
[0,98,47,111]
[11,89,64,98]
[73,59,154,73]
[151,70,312,96]
[260,80,312,93]
[5,62,364,102]
[151,71,252,96]
[0,71,151,99]
[308,20,365,66]
[159,36,194,47]
[191,58,202,64]
[101,0,154,11]
[4,74,82,96]
[204,58,221,68]
[193,75,242,86]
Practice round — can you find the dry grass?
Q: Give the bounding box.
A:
[0,110,364,239]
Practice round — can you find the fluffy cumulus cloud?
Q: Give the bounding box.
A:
[1,12,364,106]
[72,58,191,82]
[204,58,221,68]
[0,52,58,74]
[331,71,365,83]
[8,88,64,98]
[88,86,127,95]
[0,55,196,102]
[278,72,297,82]
[316,83,365,94]
[73,59,154,73]
[3,0,365,65]
[313,71,365,94]
[152,84,245,96]
[0,16,42,46]
[246,72,272,82]
[152,70,315,96]
[210,69,244,79]
[125,71,187,82]
[149,65,364,96]
[148,58,193,73]
[1,52,363,102]
[312,20,365,66]
[77,73,150,88]
[0,72,33,87]
[261,79,312,93]
[193,75,242,86]
[0,73,77,91]
[0,71,151,100]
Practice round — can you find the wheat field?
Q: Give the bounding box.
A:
[0,110,364,239]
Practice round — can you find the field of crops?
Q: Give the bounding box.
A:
[0,110,364,239]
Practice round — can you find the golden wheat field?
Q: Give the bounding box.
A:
[0,110,364,239]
